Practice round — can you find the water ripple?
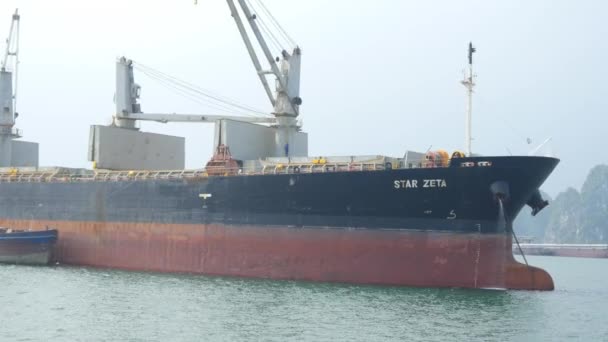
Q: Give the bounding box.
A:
[0,256,606,341]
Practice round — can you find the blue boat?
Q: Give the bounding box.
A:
[0,228,58,265]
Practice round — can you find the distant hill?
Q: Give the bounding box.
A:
[515,164,608,244]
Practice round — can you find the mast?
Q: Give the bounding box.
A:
[461,42,476,156]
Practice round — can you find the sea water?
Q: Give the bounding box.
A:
[0,256,606,341]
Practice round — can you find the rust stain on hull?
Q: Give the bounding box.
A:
[0,219,554,290]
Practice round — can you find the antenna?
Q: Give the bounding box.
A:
[461,42,476,156]
[528,137,553,157]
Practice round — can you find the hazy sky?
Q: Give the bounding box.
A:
[0,0,606,195]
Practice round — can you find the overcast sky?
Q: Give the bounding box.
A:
[0,0,606,195]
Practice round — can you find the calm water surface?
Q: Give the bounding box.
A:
[1,256,606,341]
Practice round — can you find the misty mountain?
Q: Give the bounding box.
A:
[515,164,608,243]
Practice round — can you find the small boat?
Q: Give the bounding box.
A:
[0,227,58,265]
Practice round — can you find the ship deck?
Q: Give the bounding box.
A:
[0,153,501,183]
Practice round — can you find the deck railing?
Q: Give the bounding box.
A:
[0,161,395,183]
[0,157,492,183]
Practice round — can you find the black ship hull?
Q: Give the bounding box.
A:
[0,156,559,290]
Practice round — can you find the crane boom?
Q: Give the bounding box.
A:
[235,0,286,93]
[1,9,20,116]
[113,57,277,127]
[227,0,301,118]
[116,112,276,124]
[226,0,276,107]
[1,9,19,69]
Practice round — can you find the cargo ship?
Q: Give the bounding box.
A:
[0,4,558,290]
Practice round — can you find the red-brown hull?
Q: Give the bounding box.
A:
[0,219,554,290]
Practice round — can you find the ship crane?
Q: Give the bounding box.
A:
[226,0,303,157]
[113,1,302,157]
[112,57,276,129]
[0,9,21,167]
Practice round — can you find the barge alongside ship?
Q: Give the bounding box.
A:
[0,4,559,290]
[0,228,58,265]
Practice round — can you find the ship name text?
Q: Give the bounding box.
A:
[393,179,447,189]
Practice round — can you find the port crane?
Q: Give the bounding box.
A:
[0,9,20,167]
